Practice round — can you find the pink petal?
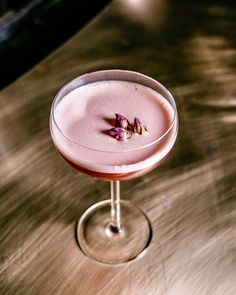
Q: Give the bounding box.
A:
[115,113,129,129]
[108,127,130,141]
[134,117,147,134]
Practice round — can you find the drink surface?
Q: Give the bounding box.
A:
[51,80,176,176]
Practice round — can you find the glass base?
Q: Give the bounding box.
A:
[77,199,152,264]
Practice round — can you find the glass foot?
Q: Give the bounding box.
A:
[77,199,152,264]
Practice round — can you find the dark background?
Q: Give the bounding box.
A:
[0,0,110,90]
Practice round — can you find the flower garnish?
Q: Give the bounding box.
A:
[133,117,147,134]
[108,114,147,140]
[115,113,130,129]
[108,127,131,141]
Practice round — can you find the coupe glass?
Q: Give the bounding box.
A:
[50,70,178,264]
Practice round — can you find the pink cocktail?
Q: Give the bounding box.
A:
[50,70,178,264]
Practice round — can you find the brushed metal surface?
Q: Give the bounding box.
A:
[0,0,236,294]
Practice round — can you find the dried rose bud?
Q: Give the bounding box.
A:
[115,113,130,129]
[108,127,131,141]
[133,117,147,134]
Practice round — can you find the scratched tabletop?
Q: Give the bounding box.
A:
[1,0,236,294]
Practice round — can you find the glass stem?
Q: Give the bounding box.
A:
[110,181,122,232]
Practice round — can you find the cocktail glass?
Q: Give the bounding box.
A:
[50,70,178,264]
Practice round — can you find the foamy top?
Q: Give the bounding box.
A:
[51,80,177,173]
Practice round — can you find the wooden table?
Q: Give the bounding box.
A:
[1,0,236,294]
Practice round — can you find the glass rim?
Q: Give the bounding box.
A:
[50,69,178,153]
